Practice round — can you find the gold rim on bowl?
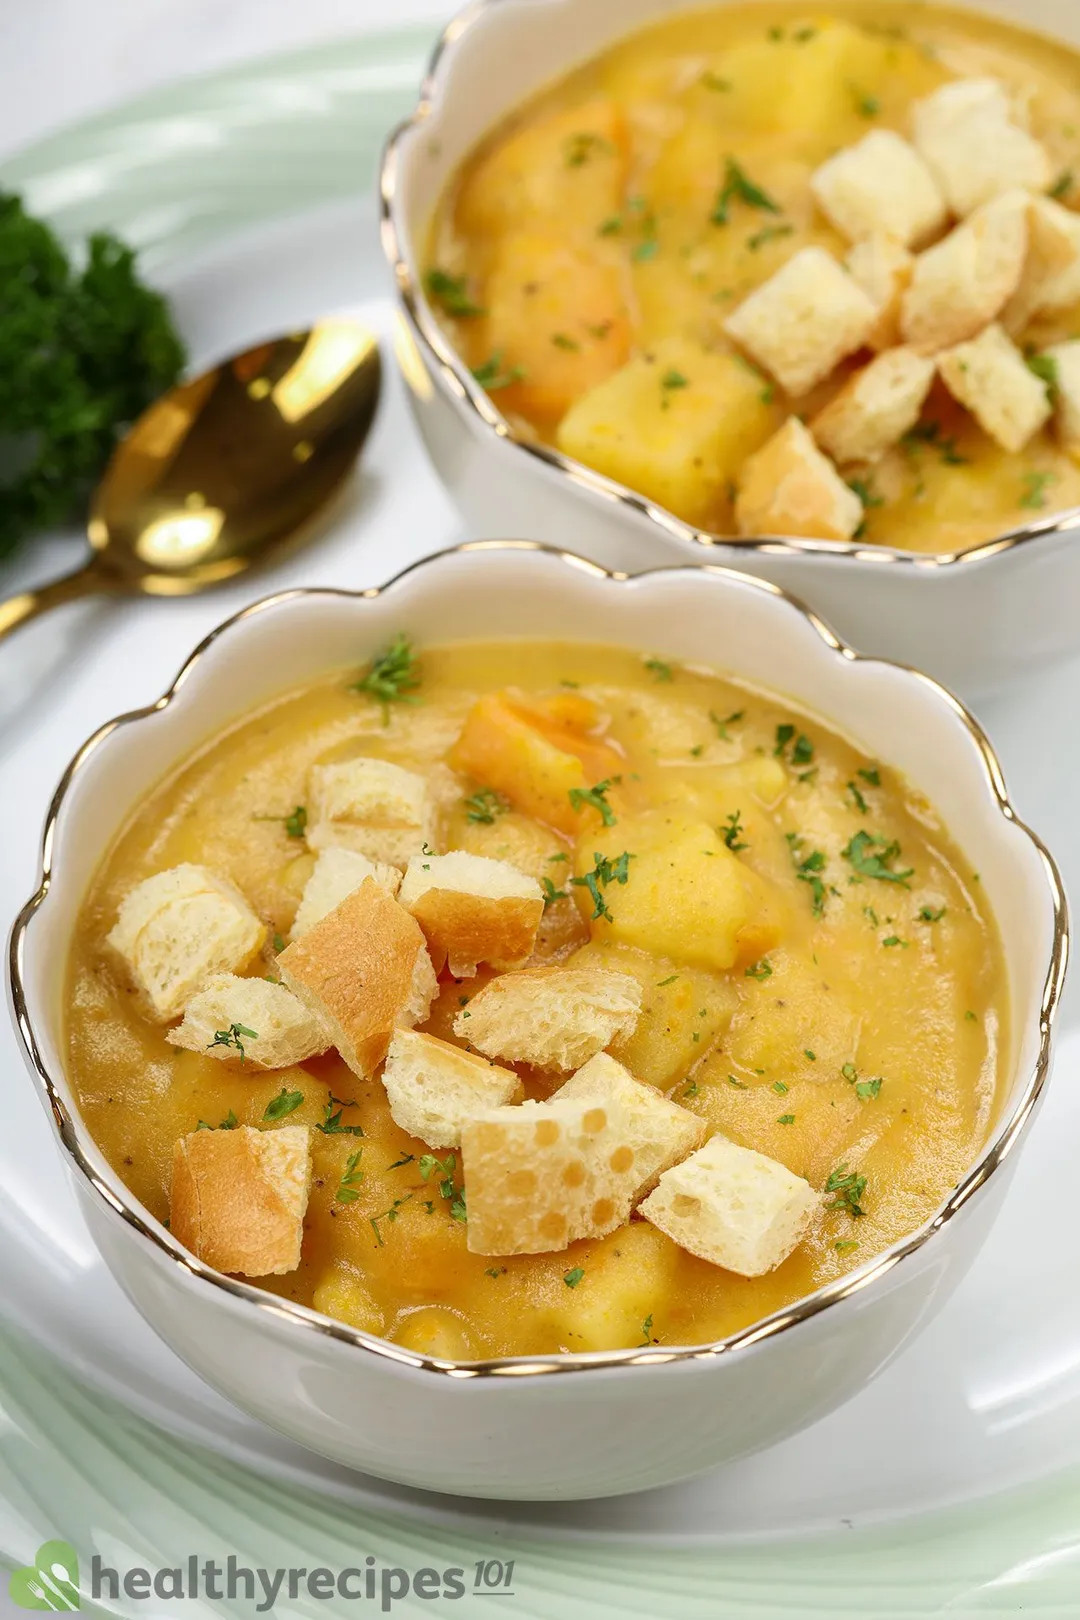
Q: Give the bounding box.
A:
[378,0,1080,572]
[8,542,1070,1381]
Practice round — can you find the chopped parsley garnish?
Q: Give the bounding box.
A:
[644,655,675,679]
[774,723,814,765]
[835,1239,859,1254]
[463,787,508,824]
[1020,470,1057,510]
[919,905,946,923]
[1025,353,1059,398]
[197,1109,239,1132]
[882,935,908,949]
[563,1267,585,1289]
[805,1049,816,1061]
[843,830,913,887]
[370,1195,411,1244]
[485,1266,506,1279]
[777,1113,796,1125]
[858,766,881,786]
[472,351,525,391]
[825,1164,867,1218]
[850,83,880,118]
[856,1076,882,1100]
[551,331,580,351]
[745,958,773,980]
[773,1080,789,1094]
[450,1188,468,1223]
[966,1009,978,1023]
[254,805,307,839]
[710,708,745,739]
[419,1151,458,1200]
[661,371,689,394]
[657,974,679,987]
[903,420,968,466]
[787,832,827,916]
[263,1086,304,1122]
[701,70,733,91]
[683,1079,699,1098]
[540,876,568,907]
[632,238,659,263]
[208,1022,258,1063]
[548,851,570,863]
[564,131,611,167]
[1050,170,1074,200]
[351,632,420,716]
[598,215,623,236]
[727,1074,748,1088]
[639,1313,654,1346]
[847,780,869,814]
[425,267,484,318]
[711,157,781,226]
[568,777,620,826]
[747,222,795,251]
[572,850,635,921]
[722,809,748,852]
[387,1151,415,1170]
[335,1149,365,1205]
[319,1093,365,1136]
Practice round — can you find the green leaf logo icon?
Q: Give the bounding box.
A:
[8,1542,80,1610]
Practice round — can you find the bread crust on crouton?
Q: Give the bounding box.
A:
[455,965,642,1071]
[735,417,864,540]
[937,323,1052,452]
[723,246,878,397]
[171,1124,312,1275]
[398,851,544,976]
[900,190,1029,353]
[291,848,401,941]
[278,879,436,1079]
[811,348,936,466]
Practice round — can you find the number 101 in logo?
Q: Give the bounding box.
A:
[473,1559,515,1592]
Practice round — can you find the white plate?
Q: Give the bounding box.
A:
[3,192,1080,1545]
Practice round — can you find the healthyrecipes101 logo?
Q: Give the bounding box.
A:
[9,1542,80,1610]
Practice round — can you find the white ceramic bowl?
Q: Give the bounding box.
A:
[9,545,1067,1500]
[380,0,1080,701]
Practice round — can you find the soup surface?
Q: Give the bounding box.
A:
[67,640,1006,1357]
[425,3,1080,553]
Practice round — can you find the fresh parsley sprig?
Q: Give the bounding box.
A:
[351,633,421,718]
[572,850,634,921]
[568,777,620,827]
[208,1023,258,1063]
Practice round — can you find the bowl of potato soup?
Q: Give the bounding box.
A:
[9,544,1066,1498]
[382,0,1080,695]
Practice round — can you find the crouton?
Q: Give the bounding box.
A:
[165,973,329,1069]
[911,76,1052,217]
[106,863,266,1022]
[900,190,1029,352]
[811,129,947,249]
[811,348,937,465]
[455,965,642,1071]
[554,1052,705,1200]
[639,1134,819,1277]
[1003,196,1080,334]
[170,1124,312,1276]
[290,847,402,940]
[461,1096,641,1254]
[735,417,863,540]
[1045,340,1080,459]
[938,323,1052,452]
[846,234,914,351]
[723,246,878,397]
[398,850,544,977]
[278,880,436,1080]
[307,757,434,866]
[381,1029,524,1149]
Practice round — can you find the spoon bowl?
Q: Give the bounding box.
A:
[0,319,381,635]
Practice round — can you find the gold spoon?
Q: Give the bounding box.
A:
[0,318,381,642]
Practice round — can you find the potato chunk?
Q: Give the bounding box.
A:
[458,98,628,238]
[477,233,630,424]
[557,337,779,528]
[575,809,781,973]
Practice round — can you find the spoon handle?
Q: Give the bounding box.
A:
[0,555,112,643]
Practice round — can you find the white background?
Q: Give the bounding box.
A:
[0,0,451,160]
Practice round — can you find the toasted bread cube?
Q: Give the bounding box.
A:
[723,246,878,397]
[455,965,642,1072]
[576,809,783,974]
[846,235,915,351]
[938,323,1052,452]
[106,863,266,1022]
[900,190,1029,352]
[307,757,434,866]
[556,337,779,528]
[1046,340,1080,459]
[477,233,631,424]
[165,974,328,1069]
[736,417,863,540]
[398,850,544,977]
[170,1124,312,1276]
[911,77,1052,218]
[640,1134,818,1277]
[555,1052,705,1200]
[811,348,936,466]
[811,130,947,249]
[1003,196,1080,334]
[291,847,401,940]
[278,880,436,1080]
[381,1029,524,1149]
[461,1096,640,1254]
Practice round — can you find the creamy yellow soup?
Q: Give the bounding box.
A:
[67,641,1006,1358]
[425,3,1080,553]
